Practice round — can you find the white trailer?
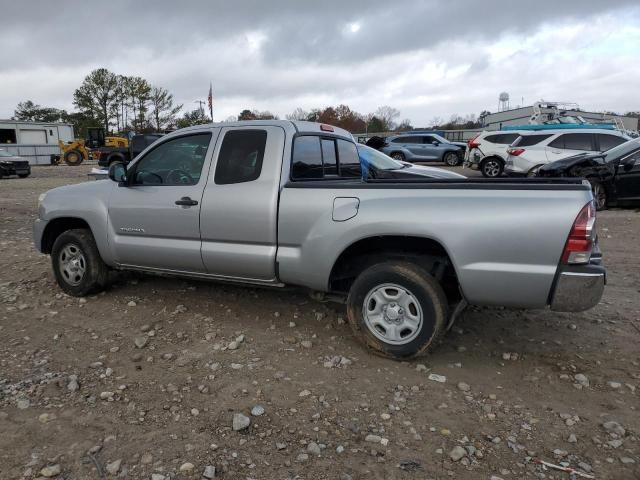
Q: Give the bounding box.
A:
[0,120,74,165]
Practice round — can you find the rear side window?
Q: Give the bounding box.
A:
[484,133,519,144]
[214,130,267,184]
[515,134,553,147]
[291,136,361,180]
[337,139,361,178]
[392,136,421,144]
[549,133,594,151]
[598,134,626,151]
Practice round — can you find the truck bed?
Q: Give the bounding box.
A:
[277,176,593,308]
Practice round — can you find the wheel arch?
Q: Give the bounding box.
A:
[480,155,505,165]
[107,152,126,164]
[328,235,462,304]
[41,217,92,254]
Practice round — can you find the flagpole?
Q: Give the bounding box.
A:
[208,82,213,121]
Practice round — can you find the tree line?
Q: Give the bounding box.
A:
[13,68,183,138]
[12,66,522,138]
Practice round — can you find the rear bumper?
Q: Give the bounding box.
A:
[550,261,605,312]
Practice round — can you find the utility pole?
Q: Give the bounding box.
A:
[194,100,206,115]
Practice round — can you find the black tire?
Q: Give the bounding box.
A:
[390,152,405,161]
[51,229,108,296]
[443,151,459,166]
[346,261,448,359]
[589,179,608,211]
[480,157,504,178]
[64,149,84,166]
[18,173,30,178]
[108,157,124,167]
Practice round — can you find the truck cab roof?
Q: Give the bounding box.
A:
[171,120,354,141]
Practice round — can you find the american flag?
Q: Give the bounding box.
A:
[207,82,213,110]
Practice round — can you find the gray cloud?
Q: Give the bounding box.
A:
[1,0,639,124]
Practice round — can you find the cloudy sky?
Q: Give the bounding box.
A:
[1,0,639,126]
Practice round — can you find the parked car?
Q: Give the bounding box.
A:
[378,133,465,166]
[538,138,640,210]
[357,144,465,180]
[96,133,164,167]
[505,129,630,176]
[0,150,31,178]
[34,120,604,359]
[464,131,524,178]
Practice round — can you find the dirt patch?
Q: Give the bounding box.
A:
[0,165,638,479]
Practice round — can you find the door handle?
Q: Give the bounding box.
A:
[175,196,198,206]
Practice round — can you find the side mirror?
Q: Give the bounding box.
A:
[108,162,127,184]
[621,157,636,172]
[432,141,440,146]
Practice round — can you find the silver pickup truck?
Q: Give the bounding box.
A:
[34,120,605,359]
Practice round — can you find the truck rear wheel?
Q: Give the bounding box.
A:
[64,149,83,166]
[51,229,108,296]
[346,261,448,359]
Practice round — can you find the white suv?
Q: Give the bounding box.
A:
[505,129,629,176]
[465,131,526,177]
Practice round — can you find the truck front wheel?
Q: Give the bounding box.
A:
[51,229,108,296]
[346,261,448,359]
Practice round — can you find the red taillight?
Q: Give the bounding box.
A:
[468,134,481,149]
[507,148,525,156]
[320,124,334,132]
[561,202,596,264]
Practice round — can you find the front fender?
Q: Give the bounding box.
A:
[38,181,116,266]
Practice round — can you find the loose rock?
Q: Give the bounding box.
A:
[134,336,148,349]
[233,413,251,431]
[449,446,466,461]
[251,405,265,416]
[40,464,62,477]
[105,459,122,475]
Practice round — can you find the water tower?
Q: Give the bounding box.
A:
[499,92,510,111]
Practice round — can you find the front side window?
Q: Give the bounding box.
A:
[214,130,267,185]
[132,133,211,186]
[598,134,626,152]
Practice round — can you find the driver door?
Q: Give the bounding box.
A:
[107,130,218,272]
[615,150,640,201]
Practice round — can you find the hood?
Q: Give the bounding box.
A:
[450,141,467,149]
[538,152,604,176]
[0,155,23,162]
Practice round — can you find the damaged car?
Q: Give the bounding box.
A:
[537,138,640,210]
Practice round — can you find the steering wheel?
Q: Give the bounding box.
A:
[136,170,163,185]
[166,169,194,185]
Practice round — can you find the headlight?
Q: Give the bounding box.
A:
[38,193,47,208]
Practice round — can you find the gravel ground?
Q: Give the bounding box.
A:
[0,164,638,480]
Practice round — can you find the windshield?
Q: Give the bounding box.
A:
[357,144,403,171]
[0,150,14,157]
[604,138,640,162]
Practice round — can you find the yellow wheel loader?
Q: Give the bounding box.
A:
[57,127,129,166]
